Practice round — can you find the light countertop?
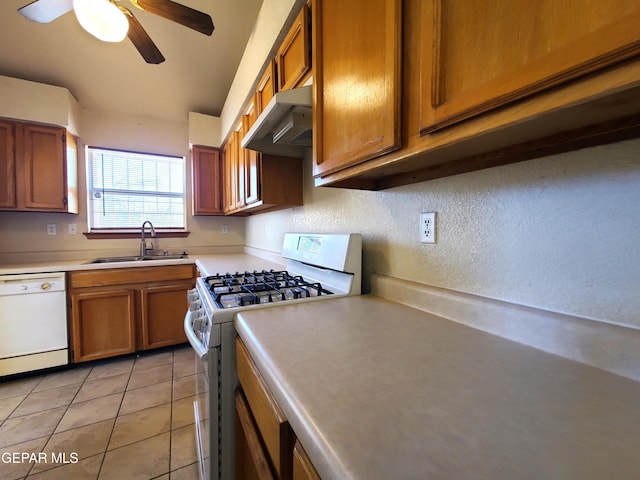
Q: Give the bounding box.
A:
[0,252,285,277]
[235,295,640,480]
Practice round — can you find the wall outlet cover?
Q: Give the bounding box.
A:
[420,212,436,243]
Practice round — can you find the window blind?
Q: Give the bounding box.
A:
[87,147,186,229]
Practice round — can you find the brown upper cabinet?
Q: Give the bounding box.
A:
[312,0,402,179]
[220,23,305,217]
[243,99,261,206]
[312,0,640,190]
[224,122,246,214]
[191,145,224,215]
[0,118,78,212]
[256,59,278,115]
[222,139,233,214]
[277,4,311,91]
[420,0,640,134]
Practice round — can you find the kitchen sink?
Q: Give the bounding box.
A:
[85,254,188,264]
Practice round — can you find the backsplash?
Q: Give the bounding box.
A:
[245,138,640,329]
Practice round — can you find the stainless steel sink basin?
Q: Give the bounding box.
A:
[85,254,188,264]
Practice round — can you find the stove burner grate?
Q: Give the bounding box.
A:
[204,270,333,309]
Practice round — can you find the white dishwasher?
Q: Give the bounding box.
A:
[0,272,69,377]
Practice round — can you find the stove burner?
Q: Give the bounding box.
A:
[205,270,333,309]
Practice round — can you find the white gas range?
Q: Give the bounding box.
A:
[184,233,362,480]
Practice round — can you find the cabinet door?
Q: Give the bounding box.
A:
[71,290,136,362]
[223,141,235,213]
[235,389,276,480]
[236,338,293,479]
[140,283,190,350]
[243,99,261,205]
[293,442,320,480]
[277,5,311,91]
[420,0,640,133]
[224,123,246,213]
[245,150,261,205]
[235,122,247,209]
[0,121,16,209]
[312,0,402,178]
[256,60,278,114]
[192,145,223,215]
[21,124,68,211]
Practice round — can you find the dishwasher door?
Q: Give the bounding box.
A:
[0,272,69,376]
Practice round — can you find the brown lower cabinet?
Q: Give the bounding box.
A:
[68,264,195,363]
[235,389,277,480]
[292,441,320,480]
[236,337,296,480]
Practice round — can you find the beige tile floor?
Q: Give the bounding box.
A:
[0,345,200,480]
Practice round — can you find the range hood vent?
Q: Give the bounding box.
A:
[241,85,312,158]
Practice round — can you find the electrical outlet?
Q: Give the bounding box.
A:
[68,224,77,235]
[222,224,228,234]
[419,212,436,244]
[47,224,57,236]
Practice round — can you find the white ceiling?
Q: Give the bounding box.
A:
[0,0,264,122]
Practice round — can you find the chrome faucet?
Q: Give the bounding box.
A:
[140,221,156,257]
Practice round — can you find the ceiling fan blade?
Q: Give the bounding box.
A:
[18,0,73,23]
[135,0,214,36]
[122,8,166,64]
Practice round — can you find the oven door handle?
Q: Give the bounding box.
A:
[184,310,208,360]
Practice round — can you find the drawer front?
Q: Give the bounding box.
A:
[69,264,195,289]
[236,337,293,479]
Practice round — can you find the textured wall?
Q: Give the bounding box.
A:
[245,139,640,328]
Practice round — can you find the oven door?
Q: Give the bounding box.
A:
[195,348,218,480]
[184,310,220,480]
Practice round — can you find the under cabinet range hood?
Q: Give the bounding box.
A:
[241,85,312,158]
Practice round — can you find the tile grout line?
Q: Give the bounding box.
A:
[0,370,47,428]
[1,347,188,479]
[27,364,95,478]
[6,374,61,479]
[96,349,177,479]
[94,357,138,480]
[167,349,175,479]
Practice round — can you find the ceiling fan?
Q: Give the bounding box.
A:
[18,0,215,64]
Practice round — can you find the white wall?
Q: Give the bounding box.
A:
[0,107,244,261]
[246,139,640,328]
[0,75,80,135]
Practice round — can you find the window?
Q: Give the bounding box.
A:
[87,147,186,231]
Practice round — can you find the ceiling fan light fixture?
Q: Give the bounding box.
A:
[73,0,129,42]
